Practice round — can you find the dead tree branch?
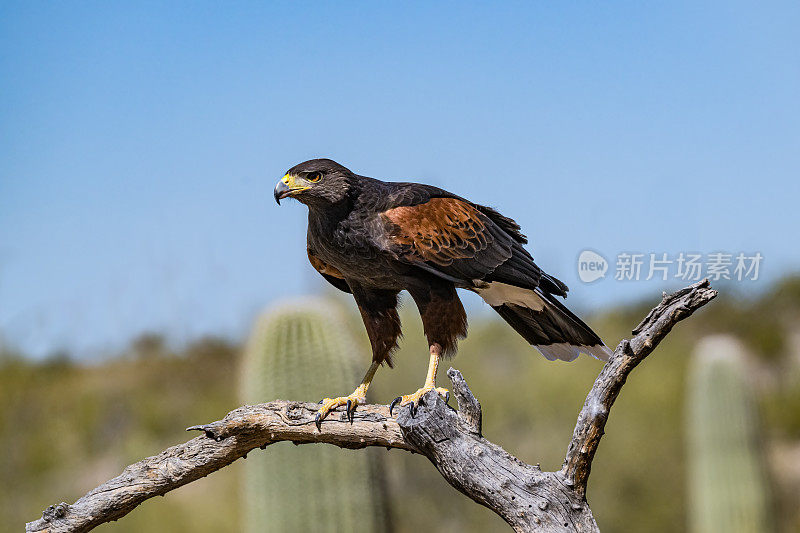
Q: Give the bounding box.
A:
[562,278,718,496]
[27,280,716,533]
[26,402,413,533]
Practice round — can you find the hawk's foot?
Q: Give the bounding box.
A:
[389,386,449,417]
[315,389,365,430]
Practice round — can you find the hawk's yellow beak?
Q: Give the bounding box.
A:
[274,174,309,204]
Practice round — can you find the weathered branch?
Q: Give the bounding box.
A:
[26,401,413,533]
[397,373,600,531]
[27,280,715,533]
[562,278,717,495]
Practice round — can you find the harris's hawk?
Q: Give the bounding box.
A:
[274,159,611,428]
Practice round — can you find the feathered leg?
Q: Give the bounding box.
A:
[390,281,465,415]
[315,286,400,430]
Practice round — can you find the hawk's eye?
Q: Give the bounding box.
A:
[307,171,322,183]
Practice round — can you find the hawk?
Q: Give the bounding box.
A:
[274,159,610,428]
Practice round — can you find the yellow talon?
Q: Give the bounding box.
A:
[389,344,450,416]
[402,386,450,406]
[314,363,381,432]
[389,386,449,416]
[315,390,365,430]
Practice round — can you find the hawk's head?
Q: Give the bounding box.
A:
[274,159,353,207]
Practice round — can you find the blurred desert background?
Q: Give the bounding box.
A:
[4,276,800,531]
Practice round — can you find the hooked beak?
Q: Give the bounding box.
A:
[274,174,308,205]
[274,180,291,205]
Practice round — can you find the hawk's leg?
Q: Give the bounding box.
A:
[315,361,380,430]
[389,343,449,416]
[314,285,400,430]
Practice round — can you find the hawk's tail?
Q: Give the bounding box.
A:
[476,282,612,362]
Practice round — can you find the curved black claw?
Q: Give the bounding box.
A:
[444,391,450,405]
[346,399,355,423]
[315,412,322,431]
[409,401,417,418]
[318,399,324,404]
[389,396,402,416]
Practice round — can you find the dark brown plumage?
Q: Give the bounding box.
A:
[275,158,610,426]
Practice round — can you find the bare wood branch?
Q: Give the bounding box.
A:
[26,402,413,533]
[398,373,600,532]
[27,281,716,533]
[562,278,718,495]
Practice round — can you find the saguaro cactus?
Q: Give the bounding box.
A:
[240,299,390,533]
[686,335,773,533]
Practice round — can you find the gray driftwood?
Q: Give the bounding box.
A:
[26,279,716,533]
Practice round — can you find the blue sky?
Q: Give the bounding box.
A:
[1,1,798,358]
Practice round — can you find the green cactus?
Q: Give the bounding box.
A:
[686,335,773,533]
[240,299,390,533]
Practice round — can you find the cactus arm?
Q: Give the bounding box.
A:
[687,336,774,533]
[239,301,390,532]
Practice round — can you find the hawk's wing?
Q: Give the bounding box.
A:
[307,246,351,293]
[375,193,609,362]
[377,196,555,293]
